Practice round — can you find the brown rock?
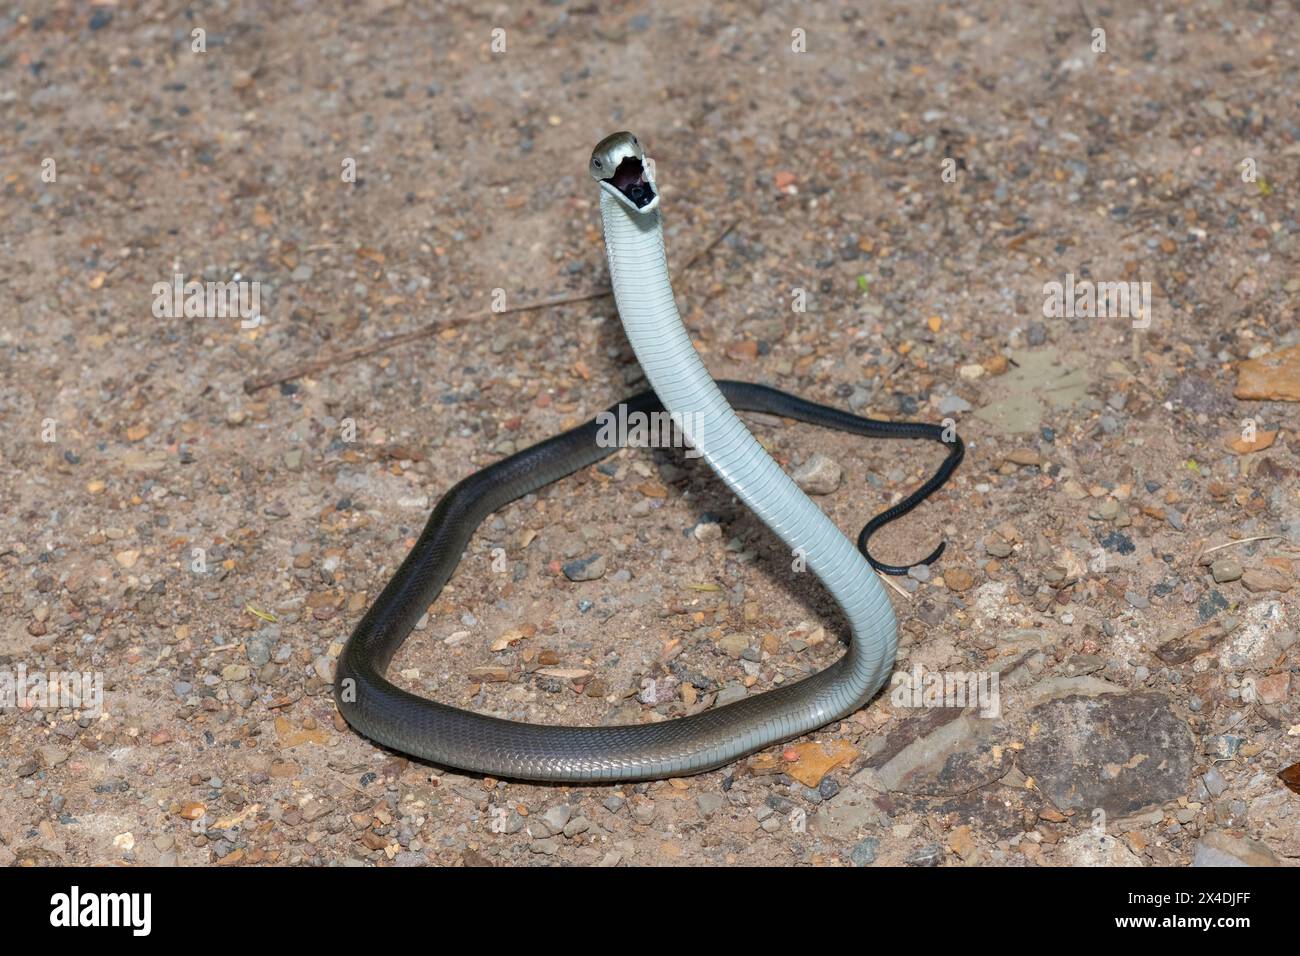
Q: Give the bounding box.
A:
[1004,449,1042,466]
[1254,672,1291,704]
[748,752,785,775]
[983,354,1009,376]
[1155,621,1232,665]
[1225,427,1279,455]
[948,824,976,859]
[945,568,976,591]
[535,667,593,681]
[1234,344,1300,401]
[1020,692,1193,815]
[274,716,331,747]
[727,340,759,361]
[1241,566,1294,593]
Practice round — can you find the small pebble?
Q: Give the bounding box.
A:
[1211,558,1243,584]
[792,454,842,495]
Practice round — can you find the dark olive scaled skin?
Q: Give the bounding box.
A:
[335,381,960,781]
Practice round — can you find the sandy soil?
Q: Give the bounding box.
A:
[1,0,1298,866]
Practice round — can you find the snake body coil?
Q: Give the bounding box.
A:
[335,133,961,782]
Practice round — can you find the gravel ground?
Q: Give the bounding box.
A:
[2,1,1298,867]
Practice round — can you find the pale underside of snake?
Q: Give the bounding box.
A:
[334,132,962,782]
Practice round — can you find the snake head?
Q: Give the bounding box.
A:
[589,131,658,213]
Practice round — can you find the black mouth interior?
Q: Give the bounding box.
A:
[609,156,655,208]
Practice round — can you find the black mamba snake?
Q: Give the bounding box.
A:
[334,133,963,781]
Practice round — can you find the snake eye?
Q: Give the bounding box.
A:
[593,159,602,169]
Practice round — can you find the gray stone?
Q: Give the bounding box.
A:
[1218,601,1294,668]
[1211,558,1243,584]
[905,843,944,866]
[1019,692,1193,815]
[975,348,1090,434]
[451,783,489,805]
[1203,735,1244,759]
[541,804,572,834]
[865,711,1002,795]
[714,683,748,707]
[526,819,553,840]
[938,395,972,415]
[39,745,69,768]
[1192,831,1278,867]
[1063,655,1105,676]
[529,837,562,855]
[1200,766,1228,798]
[811,788,883,841]
[246,633,273,666]
[1056,832,1144,867]
[985,538,1013,558]
[300,798,334,822]
[562,554,607,581]
[716,633,749,659]
[638,675,679,705]
[562,816,591,838]
[696,793,726,818]
[849,836,879,866]
[792,453,842,495]
[1125,590,1150,609]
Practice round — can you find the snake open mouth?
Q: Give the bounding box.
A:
[609,156,655,208]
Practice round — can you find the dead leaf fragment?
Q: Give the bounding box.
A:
[782,739,859,788]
